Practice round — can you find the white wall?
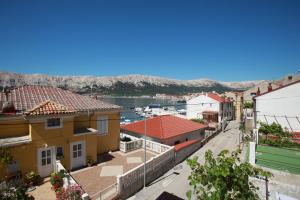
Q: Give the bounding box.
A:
[186,95,220,119]
[122,129,205,146]
[255,82,300,132]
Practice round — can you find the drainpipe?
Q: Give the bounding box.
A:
[253,99,257,129]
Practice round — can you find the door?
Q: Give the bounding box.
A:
[37,147,55,177]
[70,141,86,170]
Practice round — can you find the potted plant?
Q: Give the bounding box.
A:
[24,171,41,187]
[86,156,94,167]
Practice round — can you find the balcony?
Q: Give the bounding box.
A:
[74,127,98,136]
[0,135,31,147]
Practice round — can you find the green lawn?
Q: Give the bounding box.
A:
[256,145,300,174]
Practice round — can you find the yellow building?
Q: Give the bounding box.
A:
[222,92,244,121]
[0,86,121,179]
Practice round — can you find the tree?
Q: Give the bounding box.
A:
[243,102,253,109]
[186,149,272,200]
[259,122,289,140]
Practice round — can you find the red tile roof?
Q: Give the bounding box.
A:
[25,100,76,116]
[121,115,207,140]
[207,93,231,103]
[174,139,201,152]
[0,85,121,114]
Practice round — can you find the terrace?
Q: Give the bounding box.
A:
[71,149,158,199]
[49,134,175,200]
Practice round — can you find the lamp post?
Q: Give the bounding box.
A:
[144,114,147,189]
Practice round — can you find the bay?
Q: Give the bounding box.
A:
[98,97,185,123]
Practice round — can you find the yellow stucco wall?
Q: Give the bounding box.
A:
[0,118,29,138]
[0,110,120,180]
[90,112,120,154]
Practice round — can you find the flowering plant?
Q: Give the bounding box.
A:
[50,170,66,192]
[56,184,83,200]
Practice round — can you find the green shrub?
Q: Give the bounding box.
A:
[243,102,253,109]
[191,118,205,124]
[24,171,41,186]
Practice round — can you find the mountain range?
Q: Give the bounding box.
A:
[0,72,264,96]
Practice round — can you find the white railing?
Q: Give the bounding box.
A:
[142,139,171,153]
[120,139,143,153]
[54,160,89,200]
[117,146,175,199]
[120,134,172,154]
[91,183,118,200]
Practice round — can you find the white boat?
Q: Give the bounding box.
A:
[134,107,143,112]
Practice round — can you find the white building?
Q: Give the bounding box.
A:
[254,80,300,132]
[186,92,234,122]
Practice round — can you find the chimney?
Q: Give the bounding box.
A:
[4,87,10,100]
[267,83,272,92]
[256,87,261,95]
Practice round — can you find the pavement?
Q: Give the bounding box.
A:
[128,120,241,200]
[27,179,56,200]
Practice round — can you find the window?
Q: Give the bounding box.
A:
[7,160,19,173]
[97,116,108,135]
[46,118,62,128]
[41,149,51,166]
[56,147,64,159]
[72,143,82,158]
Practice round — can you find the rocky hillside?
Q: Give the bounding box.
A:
[0,72,263,96]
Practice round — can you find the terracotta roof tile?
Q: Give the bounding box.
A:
[4,85,121,113]
[207,93,231,103]
[121,115,207,140]
[25,100,76,116]
[174,139,201,151]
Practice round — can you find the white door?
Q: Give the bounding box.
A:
[70,141,86,170]
[37,147,55,177]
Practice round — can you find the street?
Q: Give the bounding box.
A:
[129,120,241,200]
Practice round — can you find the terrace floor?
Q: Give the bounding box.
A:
[71,149,158,199]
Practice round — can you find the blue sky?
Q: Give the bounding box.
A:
[0,0,299,81]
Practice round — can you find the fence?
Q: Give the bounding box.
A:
[117,146,175,199]
[120,139,142,153]
[54,160,89,200]
[91,183,118,200]
[142,139,171,153]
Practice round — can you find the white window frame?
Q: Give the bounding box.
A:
[45,118,63,129]
[97,116,108,136]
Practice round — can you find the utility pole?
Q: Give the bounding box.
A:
[222,103,225,132]
[144,114,147,190]
[265,177,269,200]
